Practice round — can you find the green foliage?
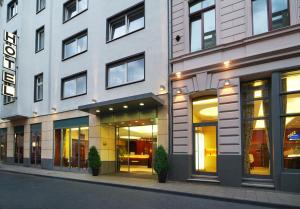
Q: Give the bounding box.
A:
[88,146,101,169]
[154,145,169,174]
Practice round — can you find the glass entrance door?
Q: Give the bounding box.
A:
[194,124,217,174]
[30,125,41,166]
[0,129,7,161]
[14,132,24,164]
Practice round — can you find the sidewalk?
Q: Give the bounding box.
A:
[0,163,299,209]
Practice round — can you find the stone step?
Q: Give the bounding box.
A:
[242,178,275,189]
[187,175,220,183]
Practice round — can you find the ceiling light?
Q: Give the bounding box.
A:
[176,88,182,95]
[139,102,144,106]
[51,107,57,112]
[135,120,139,123]
[123,105,128,109]
[160,85,166,91]
[224,60,230,68]
[175,72,181,78]
[199,107,218,117]
[33,111,38,117]
[253,81,263,87]
[193,98,217,105]
[224,79,230,87]
[96,109,100,113]
[109,107,114,111]
[92,99,97,103]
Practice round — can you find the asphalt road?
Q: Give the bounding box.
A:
[0,171,276,209]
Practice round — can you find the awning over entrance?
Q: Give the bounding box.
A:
[1,115,28,121]
[78,93,164,115]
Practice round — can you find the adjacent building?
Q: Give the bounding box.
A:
[0,0,169,174]
[169,0,300,192]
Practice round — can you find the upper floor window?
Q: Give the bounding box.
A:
[189,0,216,52]
[34,73,43,102]
[35,26,45,52]
[62,30,87,60]
[62,72,87,99]
[107,53,145,88]
[7,0,18,21]
[63,0,87,22]
[252,0,289,35]
[36,0,46,13]
[107,2,144,41]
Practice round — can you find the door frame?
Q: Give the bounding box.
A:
[192,121,218,176]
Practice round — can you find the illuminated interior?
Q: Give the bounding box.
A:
[193,97,218,173]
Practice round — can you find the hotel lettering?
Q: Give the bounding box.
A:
[1,31,17,98]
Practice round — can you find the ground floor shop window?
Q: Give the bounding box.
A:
[242,80,271,176]
[193,97,218,174]
[281,71,300,169]
[30,124,41,165]
[0,129,7,161]
[54,127,89,169]
[14,126,24,164]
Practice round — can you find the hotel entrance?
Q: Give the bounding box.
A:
[116,122,157,174]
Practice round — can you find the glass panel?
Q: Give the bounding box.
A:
[282,93,300,115]
[128,10,144,33]
[190,0,214,14]
[117,127,130,172]
[78,0,87,12]
[77,35,87,53]
[63,129,71,168]
[283,116,300,169]
[108,64,126,87]
[71,128,79,168]
[64,39,77,58]
[203,9,216,49]
[243,100,269,119]
[76,75,86,95]
[79,127,89,169]
[31,128,41,165]
[65,0,77,20]
[193,97,218,123]
[39,30,44,49]
[111,19,126,40]
[54,129,62,166]
[14,132,24,164]
[252,0,268,35]
[282,71,300,92]
[0,130,7,161]
[127,58,144,83]
[241,80,269,101]
[194,126,217,173]
[63,79,76,98]
[191,18,202,52]
[243,120,271,175]
[271,0,289,30]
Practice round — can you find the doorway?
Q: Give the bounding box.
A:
[30,124,41,166]
[0,129,7,161]
[14,127,24,164]
[116,124,157,174]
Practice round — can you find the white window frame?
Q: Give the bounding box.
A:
[63,0,88,22]
[36,0,46,13]
[62,72,87,99]
[63,30,87,60]
[34,74,43,102]
[36,26,45,52]
[7,0,18,21]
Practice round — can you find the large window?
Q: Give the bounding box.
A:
[63,30,87,60]
[62,72,87,99]
[7,0,18,21]
[190,0,216,52]
[281,71,300,170]
[107,54,145,88]
[252,0,289,35]
[63,0,87,22]
[34,73,43,102]
[35,26,45,52]
[242,80,271,176]
[36,0,45,13]
[107,2,144,41]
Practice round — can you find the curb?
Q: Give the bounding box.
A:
[0,169,299,209]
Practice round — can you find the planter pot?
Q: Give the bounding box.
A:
[92,168,100,176]
[158,171,168,183]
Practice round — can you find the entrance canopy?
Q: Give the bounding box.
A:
[78,93,164,115]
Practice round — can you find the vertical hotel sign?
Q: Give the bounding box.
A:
[1,31,17,99]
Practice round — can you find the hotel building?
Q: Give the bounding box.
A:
[169,0,300,192]
[0,0,169,175]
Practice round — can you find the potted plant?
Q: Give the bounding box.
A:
[88,146,101,176]
[154,145,169,183]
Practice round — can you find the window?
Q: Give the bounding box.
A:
[252,0,289,35]
[63,0,87,22]
[63,30,87,60]
[242,80,271,176]
[30,124,41,165]
[7,0,18,21]
[107,3,144,41]
[281,70,300,170]
[190,0,216,52]
[36,0,45,13]
[107,54,145,88]
[62,72,87,99]
[35,26,45,52]
[34,74,43,102]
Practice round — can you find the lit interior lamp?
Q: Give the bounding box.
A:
[123,105,128,109]
[139,102,144,106]
[176,88,182,95]
[51,107,57,113]
[96,109,100,113]
[224,60,230,69]
[108,107,114,111]
[175,72,182,78]
[224,79,230,87]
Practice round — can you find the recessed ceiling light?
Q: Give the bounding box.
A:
[139,102,144,106]
[123,105,128,109]
[96,110,100,113]
[135,120,139,123]
[175,72,181,78]
[109,107,114,111]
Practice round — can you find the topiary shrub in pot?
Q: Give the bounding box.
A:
[154,145,169,183]
[88,146,101,176]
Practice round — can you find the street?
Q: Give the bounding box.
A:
[0,171,276,209]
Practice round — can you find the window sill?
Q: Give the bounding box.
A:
[63,8,88,24]
[61,92,87,100]
[106,27,145,44]
[35,48,44,54]
[7,14,17,22]
[62,50,87,61]
[36,7,45,15]
[34,99,43,103]
[106,79,145,90]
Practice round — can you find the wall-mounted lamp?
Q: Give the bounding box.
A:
[33,111,38,117]
[160,85,166,92]
[176,88,182,95]
[175,72,182,78]
[92,99,97,103]
[96,109,100,113]
[224,60,230,69]
[51,107,57,113]
[108,107,114,111]
[224,79,231,87]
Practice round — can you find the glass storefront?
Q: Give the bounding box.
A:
[242,80,271,176]
[0,128,7,161]
[30,124,41,165]
[14,126,24,164]
[282,71,300,169]
[193,97,218,174]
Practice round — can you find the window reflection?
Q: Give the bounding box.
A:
[252,0,268,35]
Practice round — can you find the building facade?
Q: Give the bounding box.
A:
[0,0,169,175]
[169,0,300,192]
